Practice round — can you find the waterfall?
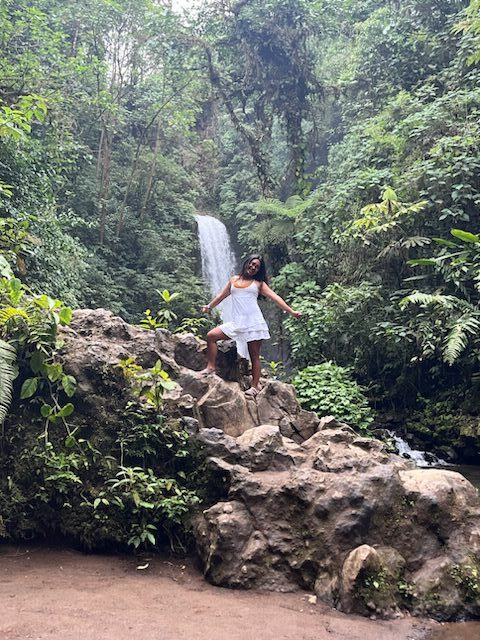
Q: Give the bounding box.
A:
[195,214,237,321]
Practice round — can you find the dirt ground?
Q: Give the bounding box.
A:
[0,545,436,640]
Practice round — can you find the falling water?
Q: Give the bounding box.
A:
[195,214,237,321]
[387,431,447,468]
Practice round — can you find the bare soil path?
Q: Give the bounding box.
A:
[0,545,433,640]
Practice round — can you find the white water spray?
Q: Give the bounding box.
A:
[387,431,447,468]
[195,214,237,321]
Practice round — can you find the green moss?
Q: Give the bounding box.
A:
[451,559,480,603]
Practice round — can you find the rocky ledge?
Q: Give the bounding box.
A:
[62,309,480,620]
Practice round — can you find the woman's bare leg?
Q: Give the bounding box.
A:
[247,340,263,390]
[201,327,230,374]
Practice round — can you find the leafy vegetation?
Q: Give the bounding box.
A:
[0,407,201,551]
[292,362,375,433]
[2,0,480,554]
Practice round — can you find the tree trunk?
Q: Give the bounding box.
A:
[138,118,162,221]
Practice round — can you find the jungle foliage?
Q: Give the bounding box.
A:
[2,0,480,524]
[206,0,480,441]
[0,0,208,320]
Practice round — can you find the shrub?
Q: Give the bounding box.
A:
[291,362,375,433]
[0,410,201,551]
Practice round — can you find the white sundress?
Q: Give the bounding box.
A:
[219,280,271,360]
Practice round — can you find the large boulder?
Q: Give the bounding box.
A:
[60,310,480,621]
[194,425,480,621]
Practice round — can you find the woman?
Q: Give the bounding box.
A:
[200,254,302,397]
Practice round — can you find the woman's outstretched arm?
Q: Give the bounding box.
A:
[260,283,302,318]
[201,278,233,312]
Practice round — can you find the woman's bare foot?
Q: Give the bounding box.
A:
[245,386,259,398]
[199,367,216,377]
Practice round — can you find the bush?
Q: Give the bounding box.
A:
[291,362,375,433]
[0,409,201,551]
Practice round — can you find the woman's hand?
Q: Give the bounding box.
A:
[201,304,211,313]
[291,310,302,319]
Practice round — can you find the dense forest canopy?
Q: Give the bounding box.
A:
[1,0,480,457]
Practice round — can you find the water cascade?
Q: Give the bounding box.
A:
[195,214,237,321]
[387,431,447,468]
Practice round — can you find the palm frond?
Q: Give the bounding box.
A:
[0,339,17,425]
[443,314,480,365]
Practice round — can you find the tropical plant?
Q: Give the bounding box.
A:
[116,357,177,411]
[401,228,480,365]
[285,281,383,372]
[0,258,75,429]
[139,290,181,330]
[292,362,375,433]
[0,338,16,426]
[174,316,211,337]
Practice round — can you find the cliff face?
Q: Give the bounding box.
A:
[60,309,480,620]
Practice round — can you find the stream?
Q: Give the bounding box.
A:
[389,432,480,488]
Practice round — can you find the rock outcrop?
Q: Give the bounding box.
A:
[61,309,480,621]
[194,422,480,620]
[61,309,318,441]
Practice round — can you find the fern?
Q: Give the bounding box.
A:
[0,306,29,327]
[400,291,458,309]
[255,195,314,219]
[0,339,17,425]
[443,314,480,365]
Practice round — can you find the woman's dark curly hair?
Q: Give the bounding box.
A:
[240,254,269,285]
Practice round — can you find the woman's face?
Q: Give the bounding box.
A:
[246,258,261,276]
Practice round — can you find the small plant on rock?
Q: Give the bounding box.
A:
[263,359,284,380]
[116,357,176,411]
[451,560,480,602]
[139,290,180,330]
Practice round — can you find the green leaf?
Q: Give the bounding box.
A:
[382,187,397,201]
[61,374,76,397]
[20,377,39,399]
[59,307,73,325]
[40,403,53,417]
[450,229,480,243]
[45,363,63,382]
[407,259,437,266]
[57,402,74,418]
[432,237,458,248]
[160,380,176,391]
[64,434,76,448]
[30,350,46,374]
[146,531,156,545]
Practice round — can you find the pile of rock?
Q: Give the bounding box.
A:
[61,309,480,620]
